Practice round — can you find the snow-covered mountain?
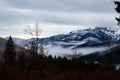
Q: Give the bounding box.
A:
[7,27,120,56]
[43,27,120,43]
[9,27,120,45]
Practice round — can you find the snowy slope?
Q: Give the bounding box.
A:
[8,27,120,56]
[44,27,120,42]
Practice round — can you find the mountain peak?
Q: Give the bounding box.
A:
[9,26,120,46]
[65,27,120,42]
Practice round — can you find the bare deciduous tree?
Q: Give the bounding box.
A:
[24,22,44,56]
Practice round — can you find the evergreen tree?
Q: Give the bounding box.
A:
[29,41,37,57]
[4,36,16,64]
[114,1,120,25]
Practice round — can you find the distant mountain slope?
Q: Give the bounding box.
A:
[78,45,120,64]
[10,27,120,47]
[5,37,28,47]
[0,37,7,51]
[1,37,26,52]
[6,27,120,56]
[42,27,120,43]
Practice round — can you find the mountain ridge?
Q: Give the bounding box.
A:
[39,27,120,45]
[4,26,120,56]
[6,27,120,45]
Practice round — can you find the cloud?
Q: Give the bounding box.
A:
[3,0,114,12]
[0,0,116,25]
[0,7,116,25]
[0,23,83,39]
[0,0,118,38]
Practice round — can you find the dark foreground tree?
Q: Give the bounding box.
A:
[4,36,16,64]
[114,1,120,25]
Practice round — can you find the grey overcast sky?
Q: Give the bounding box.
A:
[0,0,118,39]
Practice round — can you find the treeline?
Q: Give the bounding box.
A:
[0,36,119,80]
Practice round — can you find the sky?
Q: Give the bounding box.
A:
[0,0,119,39]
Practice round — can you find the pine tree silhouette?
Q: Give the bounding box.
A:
[114,1,120,25]
[4,36,16,64]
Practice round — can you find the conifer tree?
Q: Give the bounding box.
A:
[4,36,16,64]
[29,41,37,57]
[114,1,120,25]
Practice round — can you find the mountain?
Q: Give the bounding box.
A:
[42,27,120,43]
[78,45,120,64]
[7,27,120,56]
[5,37,28,47]
[0,37,7,52]
[40,27,120,53]
[9,27,120,46]
[1,37,26,53]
